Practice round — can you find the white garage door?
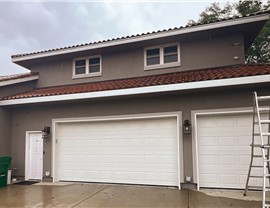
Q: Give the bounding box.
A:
[57,117,179,186]
[197,113,266,189]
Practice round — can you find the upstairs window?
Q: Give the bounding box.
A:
[73,55,101,78]
[144,43,180,70]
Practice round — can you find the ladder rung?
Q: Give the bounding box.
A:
[255,120,270,124]
[264,204,270,207]
[257,96,270,101]
[250,175,270,178]
[257,107,270,112]
[265,188,270,192]
[248,185,263,190]
[251,165,263,168]
[262,145,270,149]
[254,155,263,157]
[250,175,263,178]
[254,133,270,136]
[248,185,270,190]
[261,120,270,124]
[251,144,270,149]
[251,144,262,147]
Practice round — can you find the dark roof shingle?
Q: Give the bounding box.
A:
[3,64,270,100]
[0,72,38,82]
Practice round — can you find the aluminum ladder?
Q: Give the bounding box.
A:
[244,92,270,208]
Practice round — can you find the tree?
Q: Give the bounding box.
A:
[188,1,270,63]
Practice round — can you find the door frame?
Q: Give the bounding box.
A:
[25,131,43,181]
[191,107,254,190]
[52,112,183,188]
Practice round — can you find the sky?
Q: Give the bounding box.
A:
[0,1,238,76]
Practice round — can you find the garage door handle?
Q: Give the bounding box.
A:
[0,174,5,177]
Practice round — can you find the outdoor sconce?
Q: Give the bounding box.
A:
[42,126,50,139]
[183,120,191,134]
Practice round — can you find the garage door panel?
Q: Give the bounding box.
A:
[198,113,268,189]
[58,117,178,186]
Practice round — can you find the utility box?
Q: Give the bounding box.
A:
[0,157,12,187]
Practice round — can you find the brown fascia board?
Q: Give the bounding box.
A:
[12,12,270,69]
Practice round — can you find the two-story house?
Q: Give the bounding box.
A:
[0,10,270,190]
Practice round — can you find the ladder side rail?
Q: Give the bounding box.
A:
[244,95,257,196]
[254,92,268,208]
[254,92,265,149]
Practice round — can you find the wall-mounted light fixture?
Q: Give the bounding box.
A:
[183,120,191,134]
[42,126,50,139]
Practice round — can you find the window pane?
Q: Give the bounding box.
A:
[164,46,177,54]
[75,66,86,75]
[75,59,86,67]
[147,57,160,65]
[89,57,100,65]
[147,48,160,56]
[164,54,178,63]
[89,65,100,73]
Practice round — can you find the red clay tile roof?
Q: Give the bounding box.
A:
[0,72,38,82]
[3,64,270,101]
[11,10,270,59]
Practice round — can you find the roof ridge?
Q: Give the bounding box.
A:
[11,10,270,59]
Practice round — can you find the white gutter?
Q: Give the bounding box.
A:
[1,74,270,106]
[12,14,269,62]
[0,75,39,87]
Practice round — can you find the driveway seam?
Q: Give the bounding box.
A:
[72,185,110,207]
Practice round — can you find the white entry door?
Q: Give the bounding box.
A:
[27,132,43,180]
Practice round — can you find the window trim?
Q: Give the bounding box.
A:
[144,43,180,71]
[73,55,102,79]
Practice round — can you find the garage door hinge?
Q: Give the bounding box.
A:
[56,139,58,144]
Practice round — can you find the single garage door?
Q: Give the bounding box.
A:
[57,117,179,186]
[197,113,266,189]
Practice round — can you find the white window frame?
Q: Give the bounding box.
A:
[73,55,102,79]
[144,43,180,70]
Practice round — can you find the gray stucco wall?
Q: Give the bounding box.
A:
[0,81,36,157]
[0,81,37,99]
[9,85,270,183]
[0,107,11,156]
[31,33,245,88]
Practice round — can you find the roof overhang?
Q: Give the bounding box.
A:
[0,75,39,87]
[12,13,270,65]
[1,74,270,106]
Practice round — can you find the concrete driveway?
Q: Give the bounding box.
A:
[0,183,263,208]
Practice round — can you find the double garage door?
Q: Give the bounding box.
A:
[57,117,179,186]
[197,113,265,189]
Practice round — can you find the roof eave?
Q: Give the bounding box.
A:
[12,13,270,63]
[1,74,270,106]
[0,75,39,87]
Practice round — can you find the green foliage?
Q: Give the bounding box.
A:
[188,1,270,63]
[199,2,233,23]
[236,1,261,16]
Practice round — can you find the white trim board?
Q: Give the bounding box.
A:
[52,112,183,188]
[0,75,39,87]
[12,14,269,62]
[191,107,253,190]
[1,74,270,106]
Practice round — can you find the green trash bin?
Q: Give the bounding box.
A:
[0,156,12,187]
